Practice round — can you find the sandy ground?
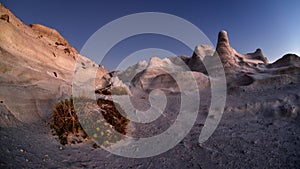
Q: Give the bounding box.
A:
[0,81,299,169]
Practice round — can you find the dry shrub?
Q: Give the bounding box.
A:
[97,98,130,135]
[50,98,87,145]
[50,97,130,146]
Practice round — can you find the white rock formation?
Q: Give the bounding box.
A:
[0,4,108,125]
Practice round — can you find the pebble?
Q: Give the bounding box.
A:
[251,140,258,144]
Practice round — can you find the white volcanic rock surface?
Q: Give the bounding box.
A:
[0,4,108,124]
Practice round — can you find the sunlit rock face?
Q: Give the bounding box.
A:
[0,3,108,125]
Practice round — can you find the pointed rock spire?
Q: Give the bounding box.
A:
[218,30,230,45]
[216,30,237,66]
[216,30,233,56]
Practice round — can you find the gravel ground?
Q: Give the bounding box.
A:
[1,83,299,169]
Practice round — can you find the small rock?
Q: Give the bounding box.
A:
[251,140,258,144]
[0,14,9,22]
[278,103,297,117]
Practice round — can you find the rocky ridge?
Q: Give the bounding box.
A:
[113,30,299,94]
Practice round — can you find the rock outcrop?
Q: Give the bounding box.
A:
[29,24,78,55]
[267,54,300,68]
[215,30,269,68]
[188,45,215,73]
[0,3,108,126]
[216,30,238,66]
[113,30,299,94]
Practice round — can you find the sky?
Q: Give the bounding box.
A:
[2,0,300,71]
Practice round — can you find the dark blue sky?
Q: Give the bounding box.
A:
[2,0,300,70]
